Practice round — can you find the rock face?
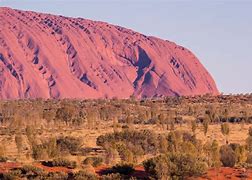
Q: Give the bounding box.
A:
[0,7,219,99]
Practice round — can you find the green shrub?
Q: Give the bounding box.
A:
[56,136,82,154]
[115,144,134,163]
[31,138,59,160]
[143,155,169,179]
[32,136,83,160]
[143,153,207,179]
[96,129,158,156]
[83,157,103,167]
[51,158,77,169]
[32,144,48,160]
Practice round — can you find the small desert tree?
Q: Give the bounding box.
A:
[0,141,6,157]
[143,155,169,180]
[158,114,166,130]
[232,144,246,164]
[211,140,221,168]
[150,104,160,120]
[221,123,230,144]
[144,152,207,179]
[246,127,252,152]
[159,135,168,154]
[223,108,229,122]
[203,119,209,136]
[42,108,56,126]
[86,108,98,129]
[112,117,119,133]
[55,106,74,126]
[203,141,212,166]
[25,125,36,146]
[125,115,133,129]
[15,134,23,155]
[105,146,119,165]
[170,120,175,131]
[191,120,197,135]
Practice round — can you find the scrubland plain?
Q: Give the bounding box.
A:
[0,95,252,179]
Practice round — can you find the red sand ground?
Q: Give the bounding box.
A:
[0,162,22,173]
[33,163,73,173]
[1,162,252,179]
[195,167,252,180]
[0,7,219,99]
[0,162,72,174]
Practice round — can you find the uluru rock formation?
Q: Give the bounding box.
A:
[0,7,219,99]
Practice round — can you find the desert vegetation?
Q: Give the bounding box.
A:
[0,94,252,179]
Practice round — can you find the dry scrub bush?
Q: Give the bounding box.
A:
[143,153,207,179]
[221,123,230,144]
[56,136,82,155]
[97,129,158,158]
[15,134,23,154]
[51,158,77,169]
[73,170,97,180]
[32,136,82,160]
[83,157,103,167]
[220,145,236,167]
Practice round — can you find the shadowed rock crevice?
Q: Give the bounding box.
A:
[170,56,197,90]
[133,47,152,88]
[12,30,60,99]
[59,35,83,79]
[80,73,97,90]
[0,53,20,80]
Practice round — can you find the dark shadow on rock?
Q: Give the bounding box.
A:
[133,47,152,88]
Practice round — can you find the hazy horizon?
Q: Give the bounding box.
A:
[0,0,251,94]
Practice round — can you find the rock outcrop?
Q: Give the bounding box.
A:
[0,7,219,99]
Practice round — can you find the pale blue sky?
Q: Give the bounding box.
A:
[0,0,251,94]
